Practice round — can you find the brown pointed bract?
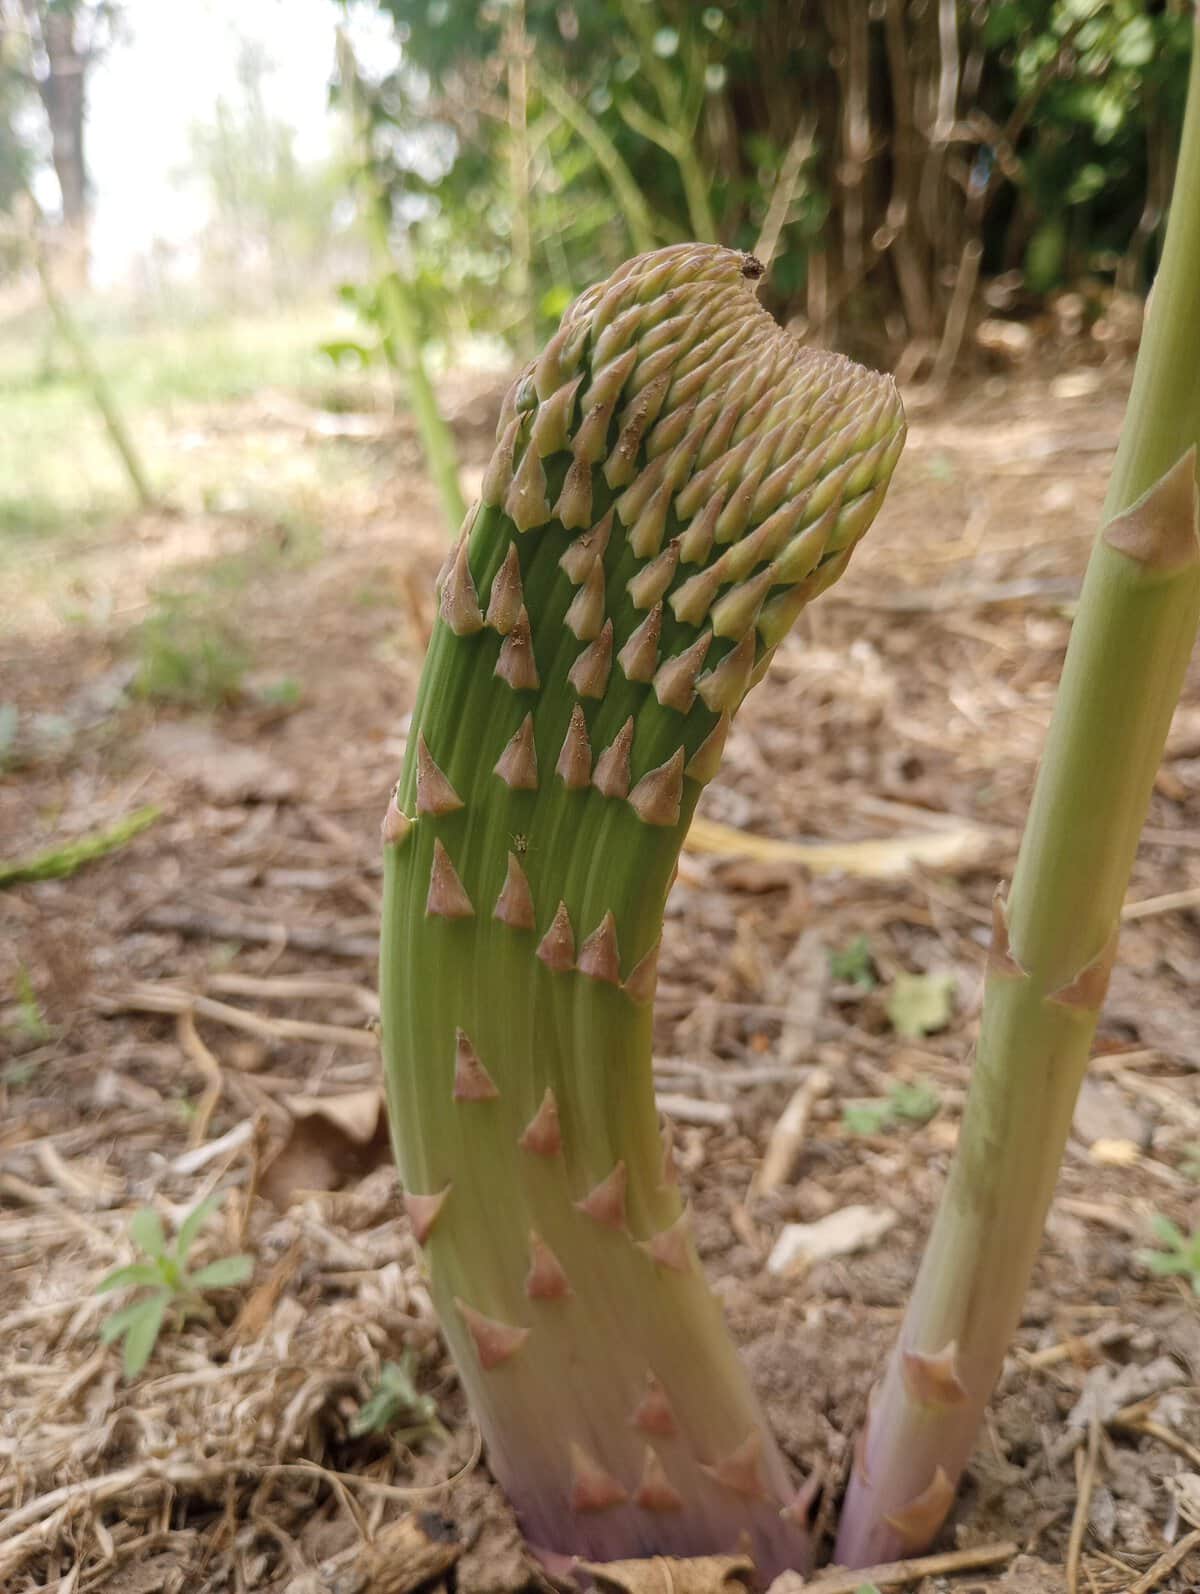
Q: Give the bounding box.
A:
[623,938,661,1005]
[404,1186,450,1246]
[593,718,635,799]
[381,795,412,845]
[495,606,540,691]
[439,538,484,635]
[568,619,614,699]
[700,1432,766,1500]
[560,508,613,583]
[569,1443,629,1512]
[631,1375,676,1437]
[697,632,756,713]
[1049,926,1119,1012]
[628,747,685,826]
[627,540,680,610]
[1103,446,1200,572]
[987,888,1026,978]
[653,632,712,713]
[494,851,536,931]
[556,704,592,789]
[504,440,551,533]
[494,713,539,790]
[536,901,575,971]
[638,1205,692,1272]
[519,1086,562,1156]
[883,1466,956,1550]
[416,735,464,815]
[427,840,474,918]
[453,1028,499,1101]
[553,455,594,530]
[578,910,620,984]
[617,603,663,683]
[685,713,731,784]
[565,559,606,641]
[486,543,524,635]
[901,1339,969,1408]
[634,1447,685,1513]
[456,1299,530,1370]
[659,1114,679,1186]
[525,1231,572,1300]
[575,1160,627,1229]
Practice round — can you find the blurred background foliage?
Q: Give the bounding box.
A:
[0,0,1194,561]
[346,0,1195,372]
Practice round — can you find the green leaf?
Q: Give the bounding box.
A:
[129,1208,167,1259]
[350,1356,439,1438]
[887,972,956,1039]
[175,1192,223,1263]
[122,1295,168,1378]
[100,1295,165,1345]
[1137,1248,1188,1276]
[96,1261,167,1294]
[1149,1213,1186,1250]
[187,1254,254,1291]
[842,1100,894,1136]
[890,1080,941,1124]
[829,934,877,990]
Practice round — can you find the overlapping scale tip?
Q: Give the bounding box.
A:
[473,242,905,812]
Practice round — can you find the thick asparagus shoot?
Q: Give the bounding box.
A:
[380,244,904,1574]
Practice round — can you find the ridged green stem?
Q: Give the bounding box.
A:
[380,245,904,1574]
[836,21,1200,1568]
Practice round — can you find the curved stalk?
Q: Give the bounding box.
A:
[380,244,904,1574]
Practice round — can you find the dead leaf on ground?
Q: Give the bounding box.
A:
[230,1238,304,1342]
[305,1512,460,1594]
[886,970,956,1038]
[768,1205,898,1276]
[141,721,296,804]
[259,1088,392,1207]
[685,814,993,878]
[579,1554,755,1594]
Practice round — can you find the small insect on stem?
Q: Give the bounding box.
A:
[511,832,530,855]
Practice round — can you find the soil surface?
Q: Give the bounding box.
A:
[2,356,1199,1594]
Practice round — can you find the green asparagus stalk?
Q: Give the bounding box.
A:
[835,19,1200,1568]
[380,243,904,1573]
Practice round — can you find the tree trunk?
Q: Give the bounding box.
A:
[30,3,90,288]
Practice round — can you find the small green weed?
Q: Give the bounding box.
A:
[256,676,303,708]
[350,1351,442,1440]
[829,934,877,991]
[843,1079,942,1137]
[134,594,249,708]
[11,967,52,1044]
[97,1194,253,1377]
[0,703,17,769]
[1137,1215,1200,1295]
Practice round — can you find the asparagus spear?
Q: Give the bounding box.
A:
[836,18,1200,1566]
[380,243,904,1573]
